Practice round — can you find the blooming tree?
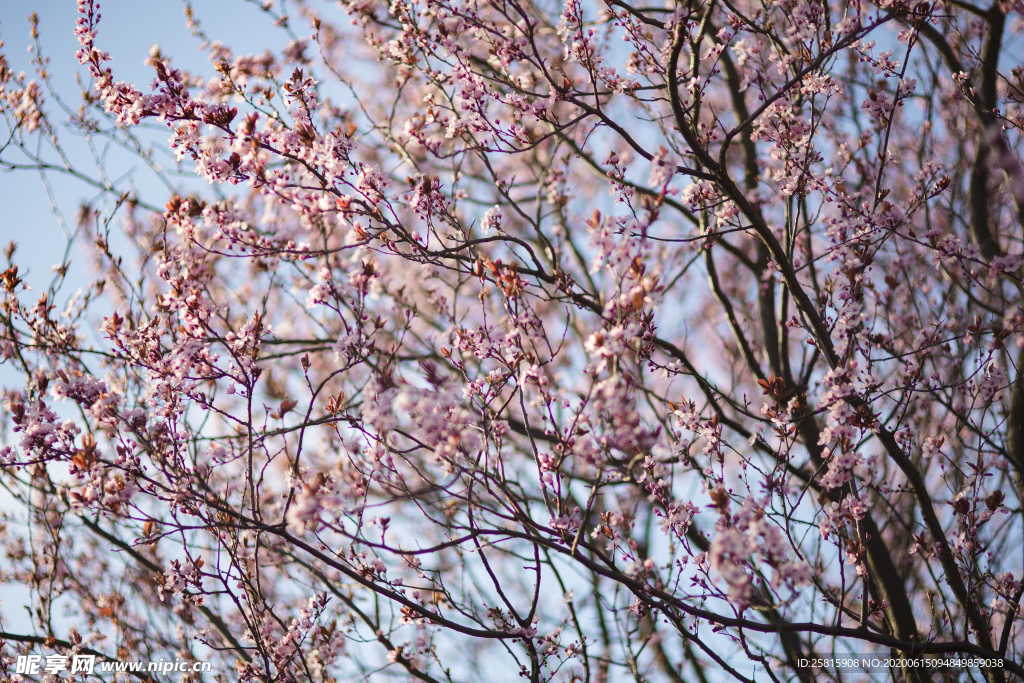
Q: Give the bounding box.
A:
[1,0,1024,680]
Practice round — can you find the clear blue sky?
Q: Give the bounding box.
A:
[0,0,308,293]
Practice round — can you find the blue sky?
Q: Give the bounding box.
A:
[0,0,308,293]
